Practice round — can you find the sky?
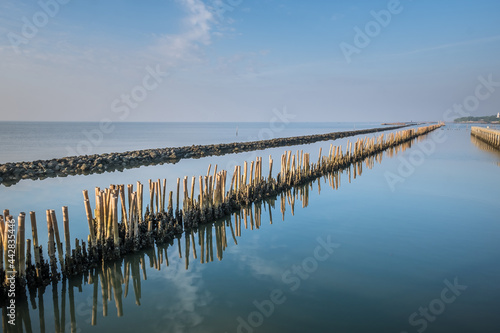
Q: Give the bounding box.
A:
[0,0,499,122]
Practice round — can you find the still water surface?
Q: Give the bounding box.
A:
[1,123,499,333]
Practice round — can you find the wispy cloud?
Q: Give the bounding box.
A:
[392,35,500,57]
[150,0,215,66]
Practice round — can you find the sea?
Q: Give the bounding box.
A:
[0,121,499,333]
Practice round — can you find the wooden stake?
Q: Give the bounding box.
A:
[62,206,71,266]
[50,210,65,271]
[119,186,128,234]
[18,213,26,277]
[83,190,96,246]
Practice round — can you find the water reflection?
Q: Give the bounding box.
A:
[471,135,500,167]
[2,154,391,332]
[3,135,435,332]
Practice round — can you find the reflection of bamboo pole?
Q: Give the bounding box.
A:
[164,246,169,267]
[229,217,237,245]
[61,279,67,332]
[209,224,213,263]
[21,294,33,333]
[191,231,197,259]
[157,246,162,269]
[199,226,205,264]
[140,254,147,280]
[92,271,98,325]
[205,226,210,263]
[2,305,7,333]
[177,237,182,258]
[98,267,108,317]
[111,263,124,317]
[215,223,221,261]
[131,256,141,306]
[250,206,254,230]
[185,233,190,270]
[124,260,130,297]
[52,278,61,333]
[69,278,77,332]
[38,286,46,333]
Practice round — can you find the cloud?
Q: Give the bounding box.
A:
[392,35,500,57]
[150,0,215,66]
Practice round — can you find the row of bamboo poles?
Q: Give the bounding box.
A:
[1,182,344,333]
[470,126,500,149]
[1,125,441,331]
[0,124,444,295]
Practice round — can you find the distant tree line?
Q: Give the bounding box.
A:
[454,115,499,123]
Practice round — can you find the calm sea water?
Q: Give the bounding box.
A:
[1,122,499,333]
[0,122,377,163]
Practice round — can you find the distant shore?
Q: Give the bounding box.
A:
[454,115,500,124]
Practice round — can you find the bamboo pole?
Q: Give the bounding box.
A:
[137,181,143,223]
[112,195,120,251]
[268,155,273,180]
[46,210,56,271]
[2,216,8,280]
[190,176,196,208]
[212,164,218,195]
[199,176,204,212]
[183,176,188,212]
[133,192,139,239]
[128,194,136,240]
[162,178,167,213]
[155,179,160,214]
[18,213,26,277]
[0,216,3,274]
[62,206,71,265]
[29,211,41,275]
[119,186,128,234]
[176,178,180,213]
[168,191,173,214]
[149,179,154,214]
[98,192,105,242]
[249,161,254,186]
[83,190,96,247]
[243,161,248,187]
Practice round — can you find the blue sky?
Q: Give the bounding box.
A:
[0,0,499,122]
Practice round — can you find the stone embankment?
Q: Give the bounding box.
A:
[0,125,407,186]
